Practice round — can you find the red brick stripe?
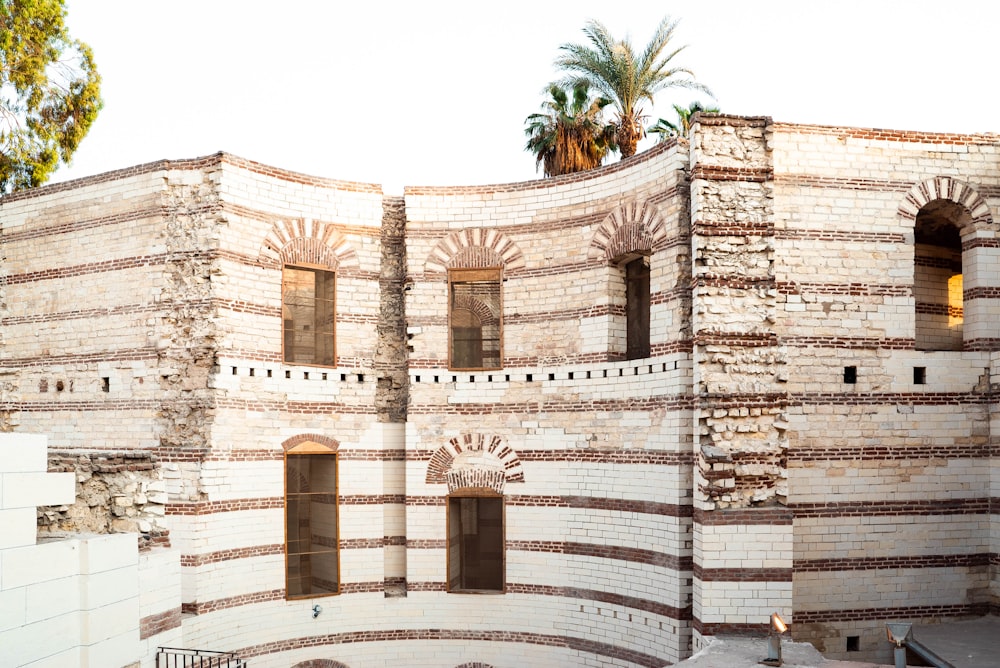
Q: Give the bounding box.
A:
[793,602,988,623]
[694,566,792,582]
[790,444,986,461]
[794,553,989,572]
[792,498,989,517]
[236,628,670,668]
[139,606,182,639]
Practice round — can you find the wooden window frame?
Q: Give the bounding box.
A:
[448,267,503,371]
[624,256,651,360]
[284,441,340,599]
[282,263,337,368]
[446,488,505,594]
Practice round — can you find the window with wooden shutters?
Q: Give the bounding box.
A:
[625,257,650,360]
[283,265,336,366]
[285,442,339,598]
[448,268,502,370]
[447,493,504,593]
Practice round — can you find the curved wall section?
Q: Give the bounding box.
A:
[5,116,999,667]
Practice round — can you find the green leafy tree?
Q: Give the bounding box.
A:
[648,100,720,141]
[524,82,617,177]
[556,16,710,158]
[0,0,102,193]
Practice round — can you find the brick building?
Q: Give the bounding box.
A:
[0,114,997,667]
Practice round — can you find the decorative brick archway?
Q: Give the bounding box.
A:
[260,217,358,269]
[898,176,992,231]
[424,229,525,274]
[589,199,667,261]
[426,434,524,493]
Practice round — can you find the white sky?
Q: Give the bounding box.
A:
[53,0,999,194]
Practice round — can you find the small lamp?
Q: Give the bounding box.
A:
[760,613,788,666]
[885,621,911,668]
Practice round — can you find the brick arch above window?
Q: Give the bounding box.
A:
[424,229,525,274]
[898,176,993,231]
[426,434,524,493]
[452,292,499,327]
[290,660,351,668]
[259,218,358,269]
[589,199,667,261]
[282,433,340,453]
[455,664,497,668]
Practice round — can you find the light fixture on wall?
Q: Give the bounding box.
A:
[885,621,912,668]
[760,612,788,666]
[312,604,322,619]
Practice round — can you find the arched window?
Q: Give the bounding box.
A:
[285,440,339,598]
[914,201,966,351]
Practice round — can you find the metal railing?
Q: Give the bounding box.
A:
[156,647,247,668]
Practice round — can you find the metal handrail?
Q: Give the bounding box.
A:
[156,647,247,668]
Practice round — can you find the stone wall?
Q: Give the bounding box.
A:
[39,450,169,550]
[2,116,999,667]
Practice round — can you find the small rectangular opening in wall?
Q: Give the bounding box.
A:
[322,373,328,381]
[267,369,272,378]
[249,368,255,377]
[488,375,493,382]
[415,375,421,383]
[603,370,608,378]
[846,636,860,652]
[843,366,857,384]
[548,373,555,381]
[586,371,591,379]
[285,370,291,379]
[304,372,309,380]
[434,375,439,383]
[357,374,364,383]
[232,367,238,375]
[469,376,475,383]
[101,377,110,392]
[568,372,574,380]
[451,375,457,383]
[341,373,347,381]
[913,366,926,384]
[526,374,533,382]
[505,374,510,382]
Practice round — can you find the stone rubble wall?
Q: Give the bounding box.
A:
[38,449,169,550]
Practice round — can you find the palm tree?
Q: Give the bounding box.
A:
[556,16,712,158]
[524,82,617,177]
[648,101,720,141]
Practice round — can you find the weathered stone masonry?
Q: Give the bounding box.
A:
[2,116,999,667]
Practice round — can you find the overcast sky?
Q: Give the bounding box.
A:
[53,1,998,193]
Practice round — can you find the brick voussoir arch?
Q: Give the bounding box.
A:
[897,176,993,229]
[424,229,525,273]
[282,434,340,452]
[589,199,666,261]
[260,217,359,268]
[426,434,525,492]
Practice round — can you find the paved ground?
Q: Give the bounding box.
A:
[673,615,1000,668]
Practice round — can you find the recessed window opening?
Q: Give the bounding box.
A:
[843,366,857,384]
[846,636,860,652]
[283,264,336,366]
[914,201,967,351]
[285,442,339,599]
[449,267,502,371]
[913,366,926,385]
[625,256,651,360]
[447,492,504,593]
